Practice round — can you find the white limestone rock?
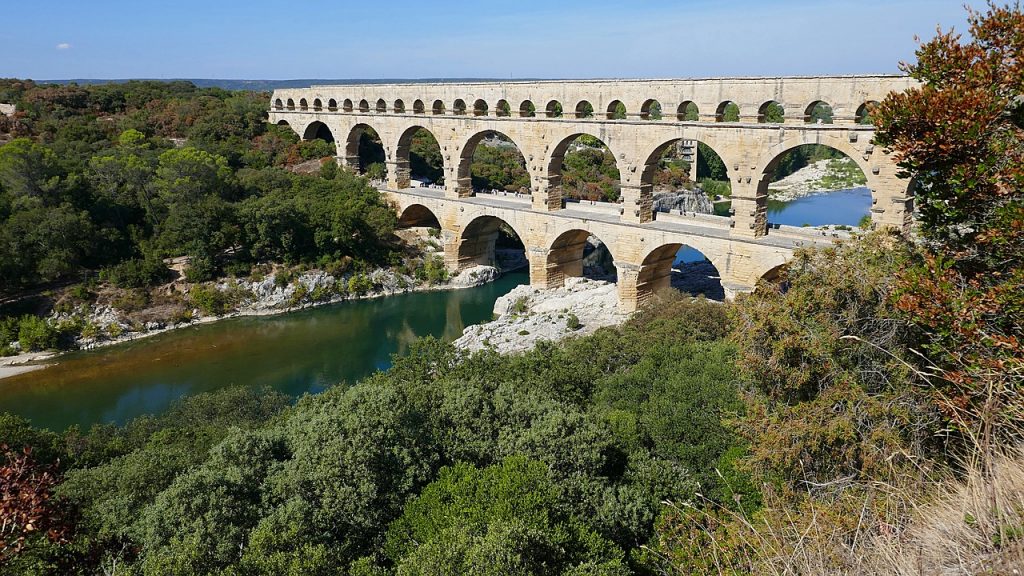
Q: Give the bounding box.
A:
[456,278,628,354]
[449,265,501,288]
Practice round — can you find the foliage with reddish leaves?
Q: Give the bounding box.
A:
[873,2,1024,438]
[0,444,71,562]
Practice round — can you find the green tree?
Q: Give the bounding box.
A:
[874,2,1024,438]
[761,101,784,123]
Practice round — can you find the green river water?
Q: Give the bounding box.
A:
[0,272,527,431]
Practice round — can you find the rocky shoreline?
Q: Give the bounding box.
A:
[0,256,523,380]
[2,240,725,376]
[454,260,725,355]
[767,158,867,202]
[455,277,627,354]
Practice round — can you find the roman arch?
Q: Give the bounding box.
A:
[269,75,918,311]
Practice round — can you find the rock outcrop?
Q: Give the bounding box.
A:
[454,277,628,354]
[653,188,714,214]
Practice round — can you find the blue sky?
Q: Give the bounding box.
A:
[2,0,971,80]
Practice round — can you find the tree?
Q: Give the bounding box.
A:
[384,457,628,575]
[807,101,833,124]
[720,103,740,122]
[0,445,72,565]
[152,147,234,205]
[761,101,784,123]
[680,102,699,122]
[0,138,64,204]
[873,1,1024,438]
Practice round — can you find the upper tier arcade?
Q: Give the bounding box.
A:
[268,75,918,237]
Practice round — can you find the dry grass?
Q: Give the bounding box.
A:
[690,447,1024,576]
[873,447,1024,575]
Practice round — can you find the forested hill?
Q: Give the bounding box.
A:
[40,78,521,91]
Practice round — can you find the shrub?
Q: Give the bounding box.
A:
[347,273,373,296]
[17,315,58,351]
[566,313,581,331]
[417,256,448,285]
[100,256,172,289]
[106,323,124,338]
[184,252,217,283]
[111,289,149,312]
[512,296,530,315]
[288,283,310,307]
[189,285,229,316]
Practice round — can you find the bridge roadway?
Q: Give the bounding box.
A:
[385,186,839,311]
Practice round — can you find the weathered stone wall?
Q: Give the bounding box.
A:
[268,76,917,310]
[386,190,809,312]
[269,75,916,235]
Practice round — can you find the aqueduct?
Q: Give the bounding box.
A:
[269,75,918,311]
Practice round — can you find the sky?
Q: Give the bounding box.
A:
[1,0,973,80]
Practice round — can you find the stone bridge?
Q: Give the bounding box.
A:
[268,76,917,310]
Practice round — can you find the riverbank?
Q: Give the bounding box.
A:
[767,157,867,201]
[1,245,528,380]
[455,277,628,354]
[0,351,56,379]
[455,260,724,354]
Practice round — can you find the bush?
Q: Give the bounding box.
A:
[111,288,150,312]
[347,273,373,296]
[189,285,228,316]
[184,251,217,283]
[512,296,530,315]
[417,256,448,285]
[100,256,172,289]
[17,315,58,351]
[566,313,581,331]
[698,178,731,198]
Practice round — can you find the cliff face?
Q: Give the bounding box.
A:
[653,188,714,214]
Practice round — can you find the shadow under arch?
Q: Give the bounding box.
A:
[345,123,386,177]
[456,130,529,196]
[755,141,875,231]
[396,203,442,230]
[456,214,526,272]
[637,242,724,305]
[302,120,335,143]
[395,125,444,189]
[546,132,622,206]
[543,228,618,289]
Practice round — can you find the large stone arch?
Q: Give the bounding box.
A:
[635,133,736,222]
[543,130,624,211]
[752,134,889,232]
[301,120,336,143]
[393,125,444,189]
[344,122,387,174]
[634,241,725,305]
[454,214,527,271]
[396,203,442,229]
[539,227,619,289]
[455,129,529,198]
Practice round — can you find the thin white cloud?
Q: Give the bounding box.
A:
[56,42,71,50]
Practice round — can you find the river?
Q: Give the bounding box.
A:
[0,272,527,431]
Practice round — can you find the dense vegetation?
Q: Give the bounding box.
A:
[2,297,745,574]
[0,80,396,297]
[3,4,1022,574]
